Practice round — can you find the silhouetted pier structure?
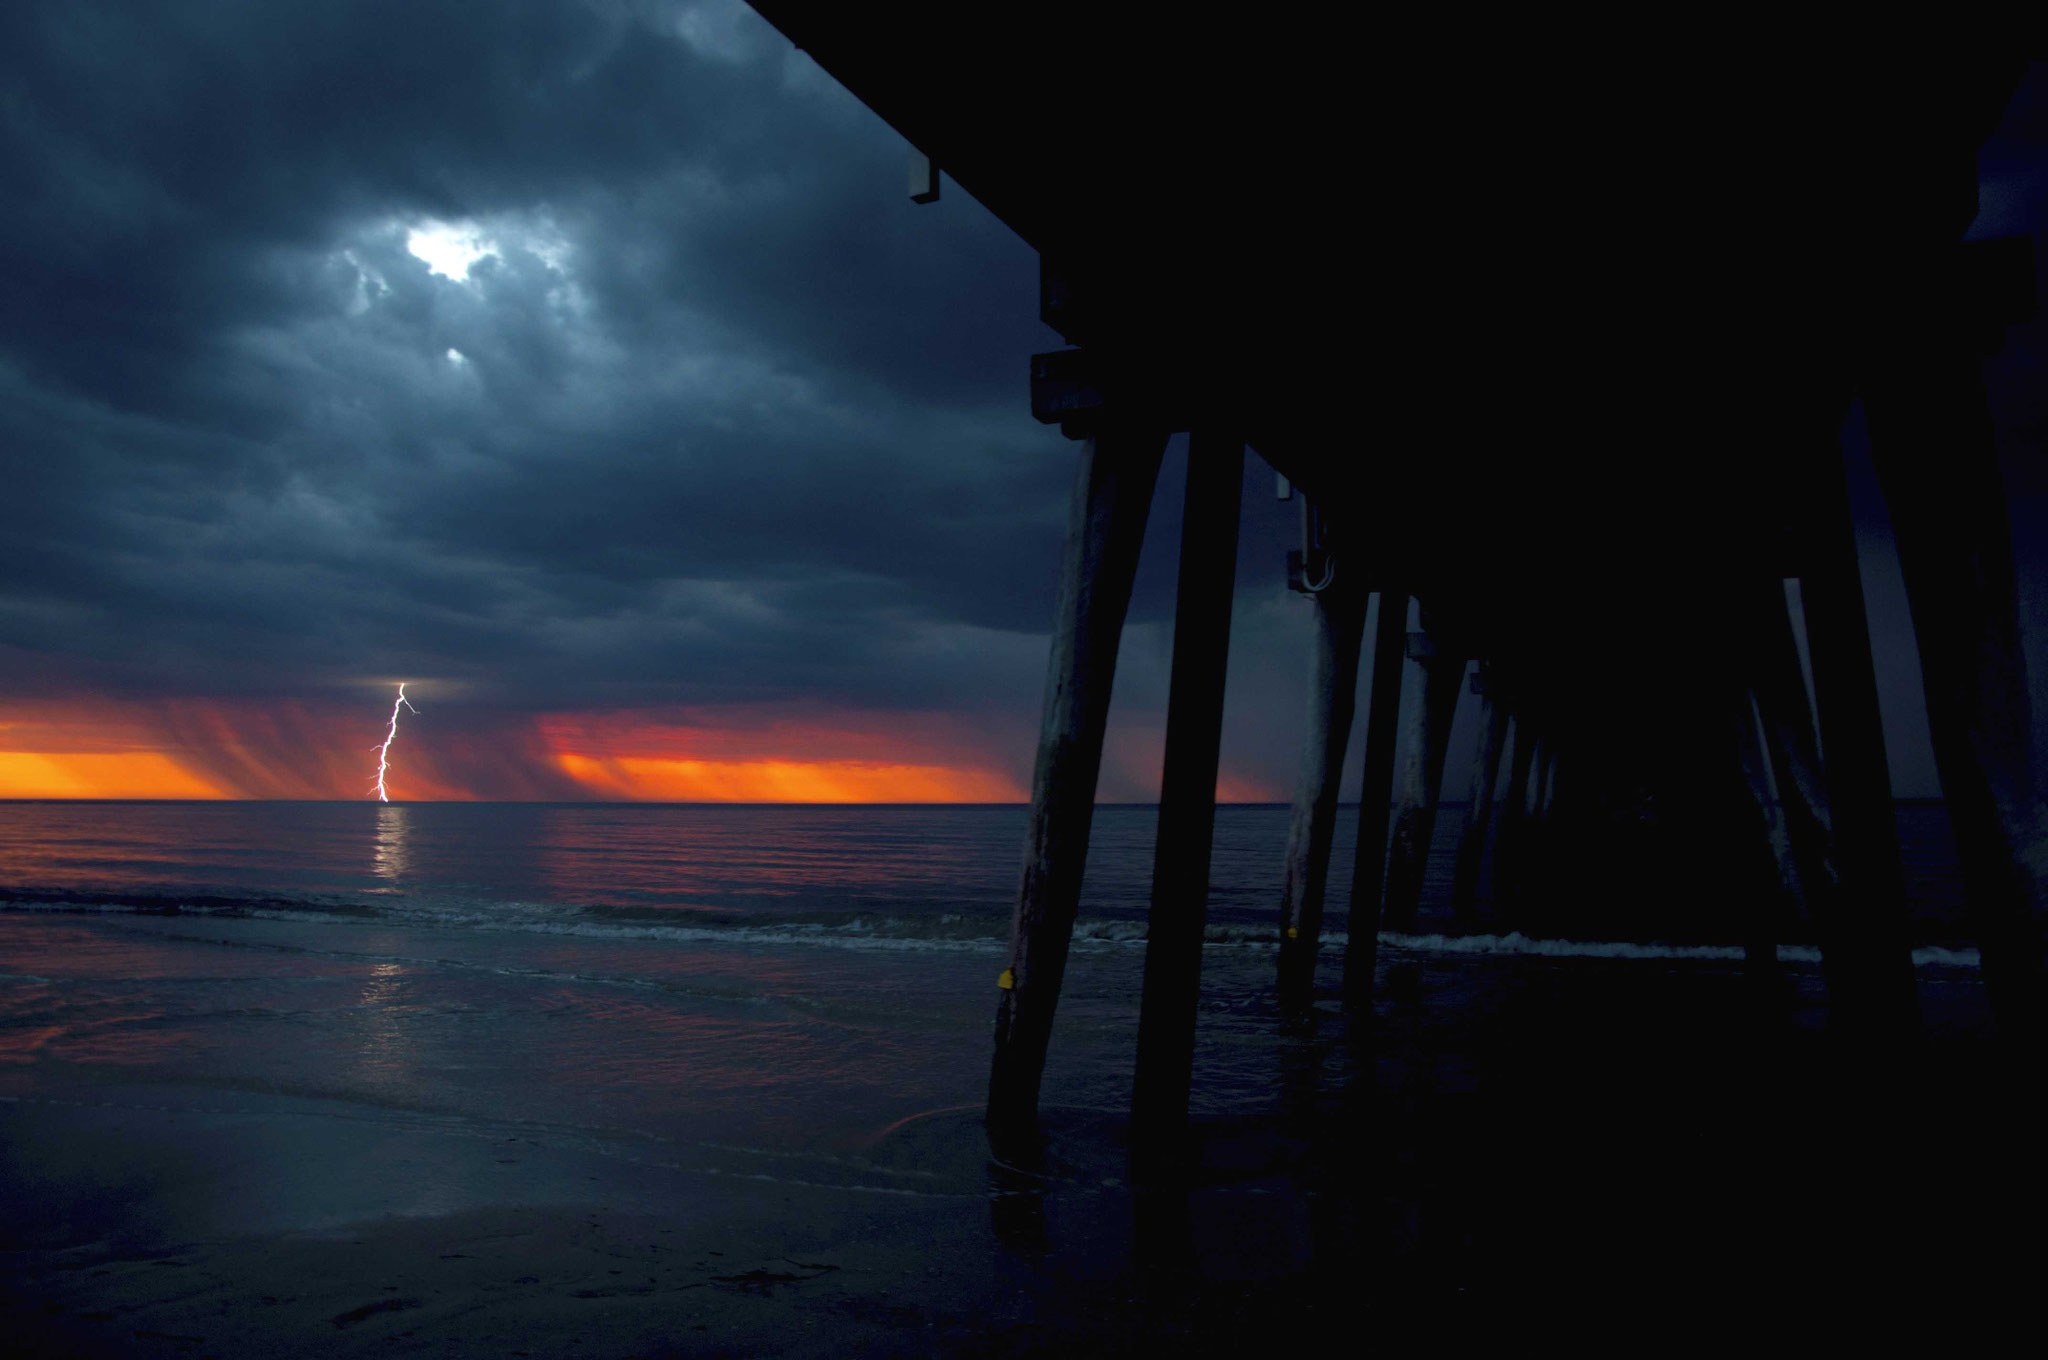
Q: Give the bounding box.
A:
[744,10,2041,1139]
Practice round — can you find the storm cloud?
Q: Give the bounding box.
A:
[1,9,2041,799]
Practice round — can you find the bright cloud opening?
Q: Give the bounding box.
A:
[406,219,498,280]
[402,214,573,284]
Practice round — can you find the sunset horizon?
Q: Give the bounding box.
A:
[0,695,1285,802]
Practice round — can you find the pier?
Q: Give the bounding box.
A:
[745,9,2044,1270]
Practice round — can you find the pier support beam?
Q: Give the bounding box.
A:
[1799,428,1920,1038]
[1533,739,1557,821]
[1132,431,1243,1141]
[1450,666,1510,929]
[1864,254,2046,1045]
[1751,580,1837,937]
[1380,622,1466,933]
[1276,578,1367,1011]
[989,420,1167,1131]
[1342,590,1409,1009]
[1490,707,1541,924]
[1730,683,1797,975]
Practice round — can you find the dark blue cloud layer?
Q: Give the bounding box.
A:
[3,0,1216,718]
[3,11,2040,800]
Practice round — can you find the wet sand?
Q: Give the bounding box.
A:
[5,950,2042,1355]
[1,1087,1367,1357]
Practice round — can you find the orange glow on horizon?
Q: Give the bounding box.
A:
[0,698,1033,802]
[552,752,1024,803]
[0,698,1270,803]
[0,751,228,799]
[1214,773,1280,803]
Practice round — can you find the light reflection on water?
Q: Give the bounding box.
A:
[0,800,1986,1168]
[0,802,1056,922]
[0,800,1970,938]
[0,906,1047,1151]
[352,959,410,1084]
[372,804,410,882]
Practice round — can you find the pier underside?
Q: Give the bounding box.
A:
[745,4,2043,1142]
[745,13,2016,651]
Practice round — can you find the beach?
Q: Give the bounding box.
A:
[1,802,2036,1353]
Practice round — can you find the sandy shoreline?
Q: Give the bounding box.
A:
[4,909,2040,1354]
[14,1035,2044,1357]
[2,1086,1365,1357]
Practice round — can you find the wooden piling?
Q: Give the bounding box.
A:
[1132,431,1243,1140]
[1750,580,1834,886]
[1275,578,1368,1011]
[988,420,1168,1131]
[1379,621,1466,934]
[1491,709,1540,924]
[1730,685,1796,974]
[1342,590,1410,1010]
[1797,433,1920,1038]
[1449,667,1509,929]
[1864,272,2047,1045]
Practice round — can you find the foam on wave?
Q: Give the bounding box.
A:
[2,886,1984,968]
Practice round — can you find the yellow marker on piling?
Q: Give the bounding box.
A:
[997,968,1015,990]
[1286,927,1299,940]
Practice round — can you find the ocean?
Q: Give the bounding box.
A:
[0,799,1989,1146]
[0,800,2017,1350]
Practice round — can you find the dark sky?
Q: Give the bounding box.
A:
[0,9,2042,800]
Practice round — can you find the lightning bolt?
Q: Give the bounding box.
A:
[373,682,419,802]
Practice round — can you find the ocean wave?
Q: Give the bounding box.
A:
[0,885,377,919]
[505,918,1009,955]
[2,885,1983,968]
[1381,931,1760,962]
[1378,932,1981,969]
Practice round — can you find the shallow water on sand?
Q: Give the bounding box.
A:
[0,797,1969,928]
[0,802,2020,1349]
[0,801,1983,1174]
